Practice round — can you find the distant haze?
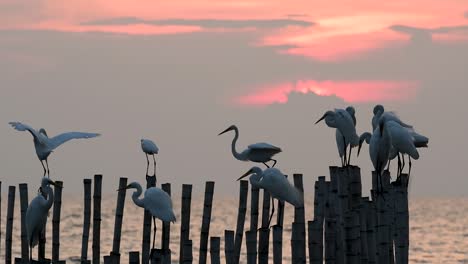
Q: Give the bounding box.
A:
[0,0,467,197]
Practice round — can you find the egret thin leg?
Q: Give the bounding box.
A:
[145,154,150,176]
[386,160,391,171]
[262,162,270,168]
[152,154,157,177]
[408,156,412,186]
[267,196,275,228]
[45,159,50,177]
[152,217,157,250]
[343,136,347,166]
[397,153,402,178]
[347,146,353,166]
[401,154,406,176]
[41,160,47,177]
[271,159,277,168]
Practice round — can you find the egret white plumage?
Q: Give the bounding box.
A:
[316,107,359,166]
[26,177,58,262]
[141,139,159,176]
[237,166,303,228]
[372,104,412,131]
[218,125,282,168]
[120,182,176,251]
[9,122,100,177]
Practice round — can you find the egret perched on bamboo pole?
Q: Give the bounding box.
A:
[119,182,176,253]
[141,139,159,176]
[218,125,282,168]
[238,166,303,228]
[9,122,100,177]
[26,177,58,262]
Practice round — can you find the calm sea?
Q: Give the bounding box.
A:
[0,196,466,263]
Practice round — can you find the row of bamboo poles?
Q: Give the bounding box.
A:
[0,165,409,263]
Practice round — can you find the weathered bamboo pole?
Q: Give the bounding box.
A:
[372,171,390,264]
[183,240,193,264]
[394,174,409,264]
[210,237,221,264]
[129,252,140,264]
[81,179,92,264]
[5,186,15,264]
[330,167,346,263]
[142,175,156,264]
[292,174,306,264]
[198,181,215,264]
[344,210,361,264]
[161,183,172,264]
[311,176,326,263]
[110,177,128,263]
[245,230,257,264]
[250,185,260,230]
[366,199,377,264]
[272,225,282,264]
[52,181,64,263]
[92,174,103,264]
[276,174,287,227]
[234,180,249,264]
[359,197,369,264]
[179,184,193,263]
[224,230,235,264]
[258,189,270,264]
[348,166,362,209]
[19,183,29,262]
[308,220,323,264]
[324,218,337,264]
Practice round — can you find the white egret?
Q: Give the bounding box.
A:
[316,108,359,166]
[26,177,58,262]
[218,125,282,168]
[120,182,176,251]
[238,166,303,228]
[141,139,159,176]
[372,104,412,131]
[9,122,100,177]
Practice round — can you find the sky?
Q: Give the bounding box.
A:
[0,0,467,198]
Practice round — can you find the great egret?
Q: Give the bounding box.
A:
[372,105,412,131]
[335,106,357,166]
[141,139,159,176]
[26,177,58,262]
[238,166,303,228]
[316,108,359,166]
[120,182,176,251]
[218,125,282,168]
[9,122,100,177]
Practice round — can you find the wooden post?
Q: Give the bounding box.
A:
[19,183,29,263]
[161,183,172,264]
[234,180,248,264]
[224,230,235,264]
[308,220,322,264]
[366,200,377,264]
[372,171,390,264]
[359,198,369,264]
[198,181,215,264]
[183,240,193,264]
[93,174,103,264]
[81,179,92,264]
[394,174,409,264]
[312,177,326,264]
[258,189,270,264]
[324,218,337,264]
[276,175,287,227]
[129,252,140,264]
[330,167,346,264]
[272,225,282,264]
[210,237,220,264]
[345,210,361,264]
[245,230,257,264]
[5,186,15,264]
[179,184,192,263]
[292,174,306,264]
[52,181,64,263]
[110,177,128,263]
[141,175,156,264]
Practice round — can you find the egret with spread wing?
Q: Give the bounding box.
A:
[9,122,100,177]
[141,139,159,176]
[238,166,303,228]
[218,125,282,168]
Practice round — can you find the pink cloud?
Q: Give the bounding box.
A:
[235,80,420,106]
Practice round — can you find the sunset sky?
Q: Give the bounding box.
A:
[1,0,467,197]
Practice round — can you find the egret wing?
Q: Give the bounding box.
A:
[9,122,45,144]
[263,169,303,207]
[49,131,100,149]
[248,142,282,157]
[145,188,176,222]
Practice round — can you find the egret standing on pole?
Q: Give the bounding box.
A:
[9,122,100,177]
[141,139,159,176]
[237,166,303,228]
[218,125,282,168]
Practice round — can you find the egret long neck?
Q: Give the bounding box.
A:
[131,184,145,208]
[44,186,54,210]
[231,127,247,161]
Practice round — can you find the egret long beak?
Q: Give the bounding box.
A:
[357,140,364,157]
[315,113,327,124]
[218,127,231,136]
[237,169,253,181]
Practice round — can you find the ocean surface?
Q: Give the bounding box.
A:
[0,195,466,263]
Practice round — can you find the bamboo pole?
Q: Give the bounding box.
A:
[234,180,249,264]
[198,181,214,264]
[359,197,369,264]
[250,185,260,230]
[183,240,193,264]
[179,184,193,263]
[224,230,235,264]
[258,189,270,264]
[345,210,361,264]
[292,174,306,264]
[5,186,15,264]
[245,230,257,264]
[129,252,140,264]
[19,183,29,262]
[52,181,64,263]
[142,175,156,264]
[324,218,337,264]
[394,174,409,264]
[161,183,172,264]
[308,220,322,264]
[372,171,390,264]
[276,174,287,227]
[366,199,377,264]
[210,237,220,264]
[92,174,103,264]
[110,177,128,263]
[272,225,282,264]
[330,167,346,263]
[81,179,92,264]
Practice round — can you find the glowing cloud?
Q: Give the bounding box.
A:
[235,80,419,106]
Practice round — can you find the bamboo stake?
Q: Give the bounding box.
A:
[258,189,270,264]
[129,252,140,264]
[179,184,193,263]
[183,240,193,264]
[210,237,220,264]
[250,185,260,230]
[394,174,409,264]
[161,183,172,264]
[111,177,128,263]
[224,230,235,264]
[81,179,92,264]
[366,199,377,264]
[19,183,29,262]
[359,198,369,264]
[52,181,64,263]
[5,186,15,264]
[198,181,214,264]
[92,174,103,264]
[308,220,322,264]
[245,230,257,264]
[142,175,156,264]
[272,225,283,264]
[234,180,248,264]
[292,174,306,264]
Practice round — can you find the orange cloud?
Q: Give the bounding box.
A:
[235,80,419,106]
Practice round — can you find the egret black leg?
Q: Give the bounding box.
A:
[146,154,150,176]
[152,217,157,250]
[263,162,270,168]
[268,197,275,228]
[397,154,402,178]
[343,136,347,166]
[41,160,47,177]
[408,156,412,186]
[340,156,344,167]
[45,159,50,177]
[401,154,406,176]
[386,159,391,171]
[152,154,157,177]
[348,146,353,166]
[271,159,277,168]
